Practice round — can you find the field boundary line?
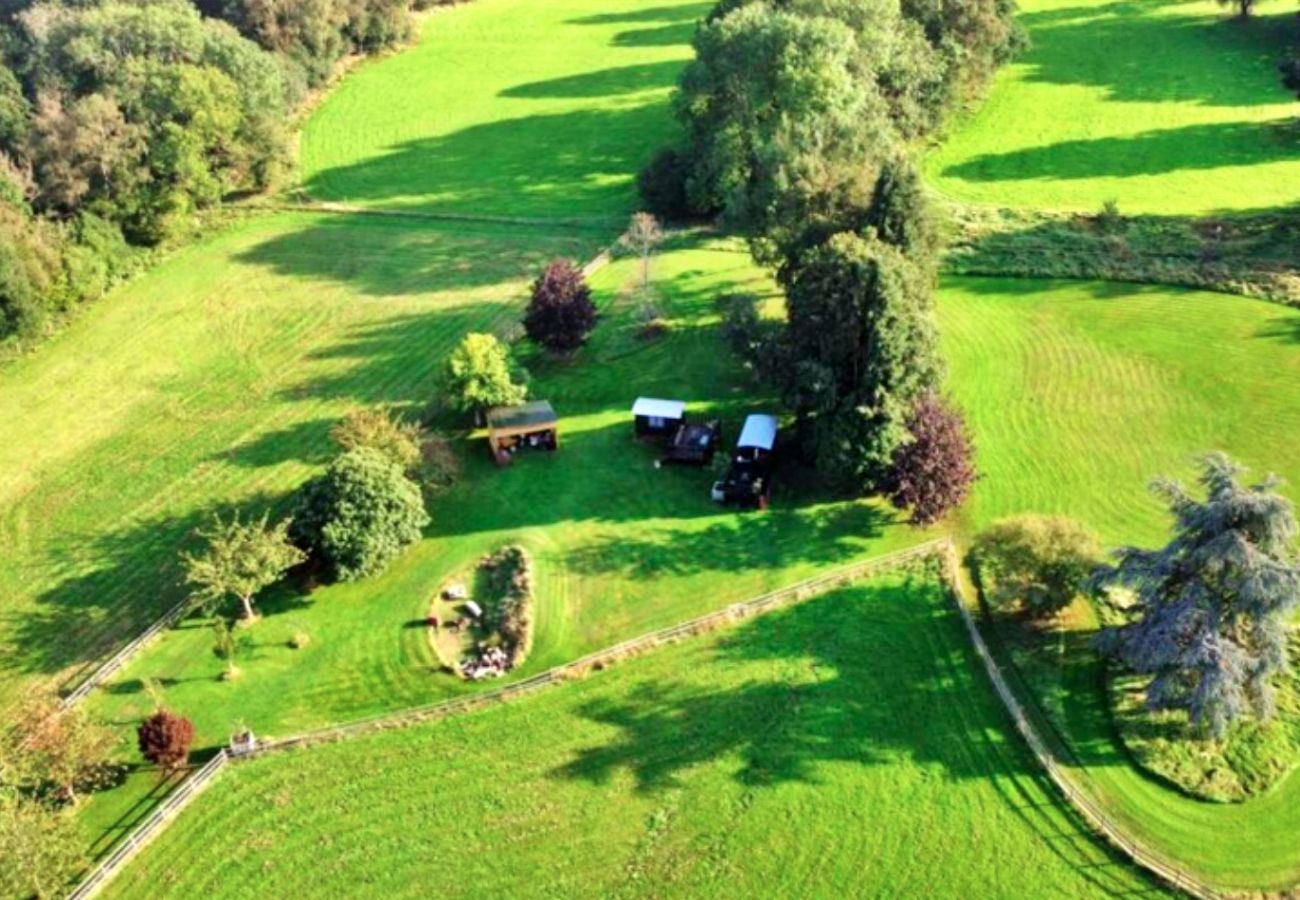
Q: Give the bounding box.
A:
[59,597,193,709]
[936,542,1225,900]
[64,540,943,899]
[66,751,229,900]
[250,540,946,753]
[260,197,625,232]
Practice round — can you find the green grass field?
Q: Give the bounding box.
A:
[300,0,705,219]
[102,575,1162,899]
[0,0,710,712]
[0,214,600,708]
[925,0,1300,215]
[73,233,930,857]
[938,276,1300,546]
[939,276,1300,890]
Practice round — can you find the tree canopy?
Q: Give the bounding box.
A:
[523,259,597,354]
[184,512,305,620]
[444,332,528,417]
[1095,454,1300,738]
[290,447,429,582]
[779,232,941,492]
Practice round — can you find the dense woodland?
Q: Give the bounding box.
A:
[0,0,454,346]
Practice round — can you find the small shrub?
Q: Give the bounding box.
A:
[331,407,423,472]
[1097,199,1124,234]
[973,515,1101,618]
[632,286,667,339]
[288,630,311,649]
[417,431,460,493]
[523,259,597,354]
[136,710,195,771]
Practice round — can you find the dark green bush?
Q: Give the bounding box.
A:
[290,447,430,582]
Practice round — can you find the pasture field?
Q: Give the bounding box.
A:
[0,0,707,713]
[76,233,929,855]
[924,0,1300,215]
[939,276,1300,890]
[937,276,1300,547]
[300,0,705,219]
[102,575,1160,899]
[0,213,599,709]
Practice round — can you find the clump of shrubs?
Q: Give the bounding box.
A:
[331,407,423,472]
[136,709,195,772]
[332,406,459,494]
[478,545,535,667]
[972,514,1101,618]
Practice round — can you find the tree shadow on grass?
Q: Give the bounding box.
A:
[501,60,683,99]
[1257,314,1300,345]
[231,215,599,300]
[300,104,678,219]
[564,499,893,578]
[553,584,1003,789]
[565,2,713,27]
[1016,0,1296,108]
[940,120,1300,185]
[0,493,293,692]
[551,582,1164,894]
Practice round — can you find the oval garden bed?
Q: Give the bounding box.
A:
[427,545,535,680]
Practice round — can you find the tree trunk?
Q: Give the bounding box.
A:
[239,592,255,620]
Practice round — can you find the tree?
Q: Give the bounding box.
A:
[780,232,941,493]
[619,212,663,290]
[136,709,195,771]
[18,0,288,241]
[331,407,422,472]
[443,332,527,420]
[2,691,118,806]
[973,515,1101,618]
[1094,454,1300,738]
[27,93,146,214]
[290,447,429,582]
[0,789,82,899]
[676,4,893,259]
[523,259,597,354]
[887,393,975,524]
[184,513,305,621]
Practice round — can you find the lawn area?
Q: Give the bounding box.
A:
[74,232,930,857]
[0,0,710,713]
[0,213,600,710]
[299,0,706,220]
[924,0,1300,215]
[101,574,1161,899]
[938,276,1300,890]
[937,275,1300,547]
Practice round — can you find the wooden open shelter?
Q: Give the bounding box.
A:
[486,400,558,465]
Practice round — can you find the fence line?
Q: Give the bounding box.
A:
[63,541,943,900]
[253,540,946,754]
[60,597,193,709]
[69,538,1236,900]
[67,751,229,900]
[935,543,1221,900]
